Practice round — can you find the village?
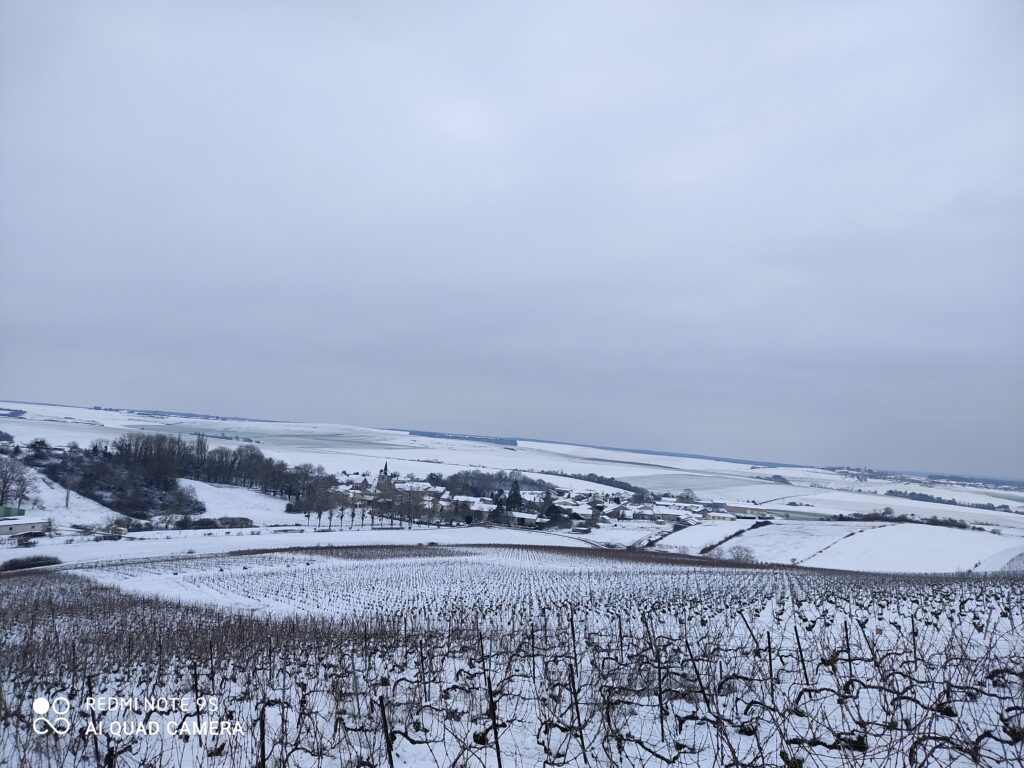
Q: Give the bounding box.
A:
[327,464,769,536]
[0,461,774,548]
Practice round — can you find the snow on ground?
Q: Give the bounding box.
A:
[654,519,1024,573]
[4,400,1024,574]
[0,525,592,569]
[655,521,757,554]
[802,523,1021,573]
[0,402,626,493]
[74,546,646,616]
[972,540,1024,572]
[995,551,1024,572]
[4,402,1021,519]
[796,488,1024,528]
[703,520,885,564]
[577,520,665,546]
[17,467,115,528]
[179,479,292,525]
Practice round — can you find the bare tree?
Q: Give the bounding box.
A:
[0,456,34,507]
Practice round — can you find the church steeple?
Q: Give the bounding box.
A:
[377,462,394,499]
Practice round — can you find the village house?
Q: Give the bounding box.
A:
[509,511,550,529]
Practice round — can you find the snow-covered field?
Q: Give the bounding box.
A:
[3,402,1024,767]
[653,519,1024,573]
[3,399,1024,575]
[179,479,292,525]
[3,546,1022,767]
[15,467,115,528]
[803,523,1024,573]
[571,520,664,546]
[655,520,757,553]
[75,545,667,616]
[4,400,1022,525]
[0,525,590,569]
[705,520,884,564]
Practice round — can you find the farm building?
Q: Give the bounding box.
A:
[0,517,49,536]
[725,504,775,519]
[656,510,700,526]
[704,511,738,522]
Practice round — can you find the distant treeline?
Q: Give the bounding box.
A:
[925,473,1024,491]
[90,405,263,422]
[409,430,517,446]
[831,510,987,531]
[884,489,1012,512]
[826,465,1024,493]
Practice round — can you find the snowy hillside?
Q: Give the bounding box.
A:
[178,479,292,526]
[17,467,116,528]
[802,523,1024,573]
[2,400,1023,574]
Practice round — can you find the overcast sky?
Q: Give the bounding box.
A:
[1,1,1021,477]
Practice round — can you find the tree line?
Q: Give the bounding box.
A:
[16,433,344,520]
[885,488,1013,512]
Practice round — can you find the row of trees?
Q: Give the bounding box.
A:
[885,488,1012,512]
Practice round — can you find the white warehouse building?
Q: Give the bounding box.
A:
[0,517,49,536]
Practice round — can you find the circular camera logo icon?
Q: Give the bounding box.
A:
[32,696,71,736]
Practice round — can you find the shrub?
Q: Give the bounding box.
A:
[1,555,61,571]
[726,545,757,564]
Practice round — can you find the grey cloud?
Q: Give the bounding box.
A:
[1,0,1021,476]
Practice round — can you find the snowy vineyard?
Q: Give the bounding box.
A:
[1,545,1022,768]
